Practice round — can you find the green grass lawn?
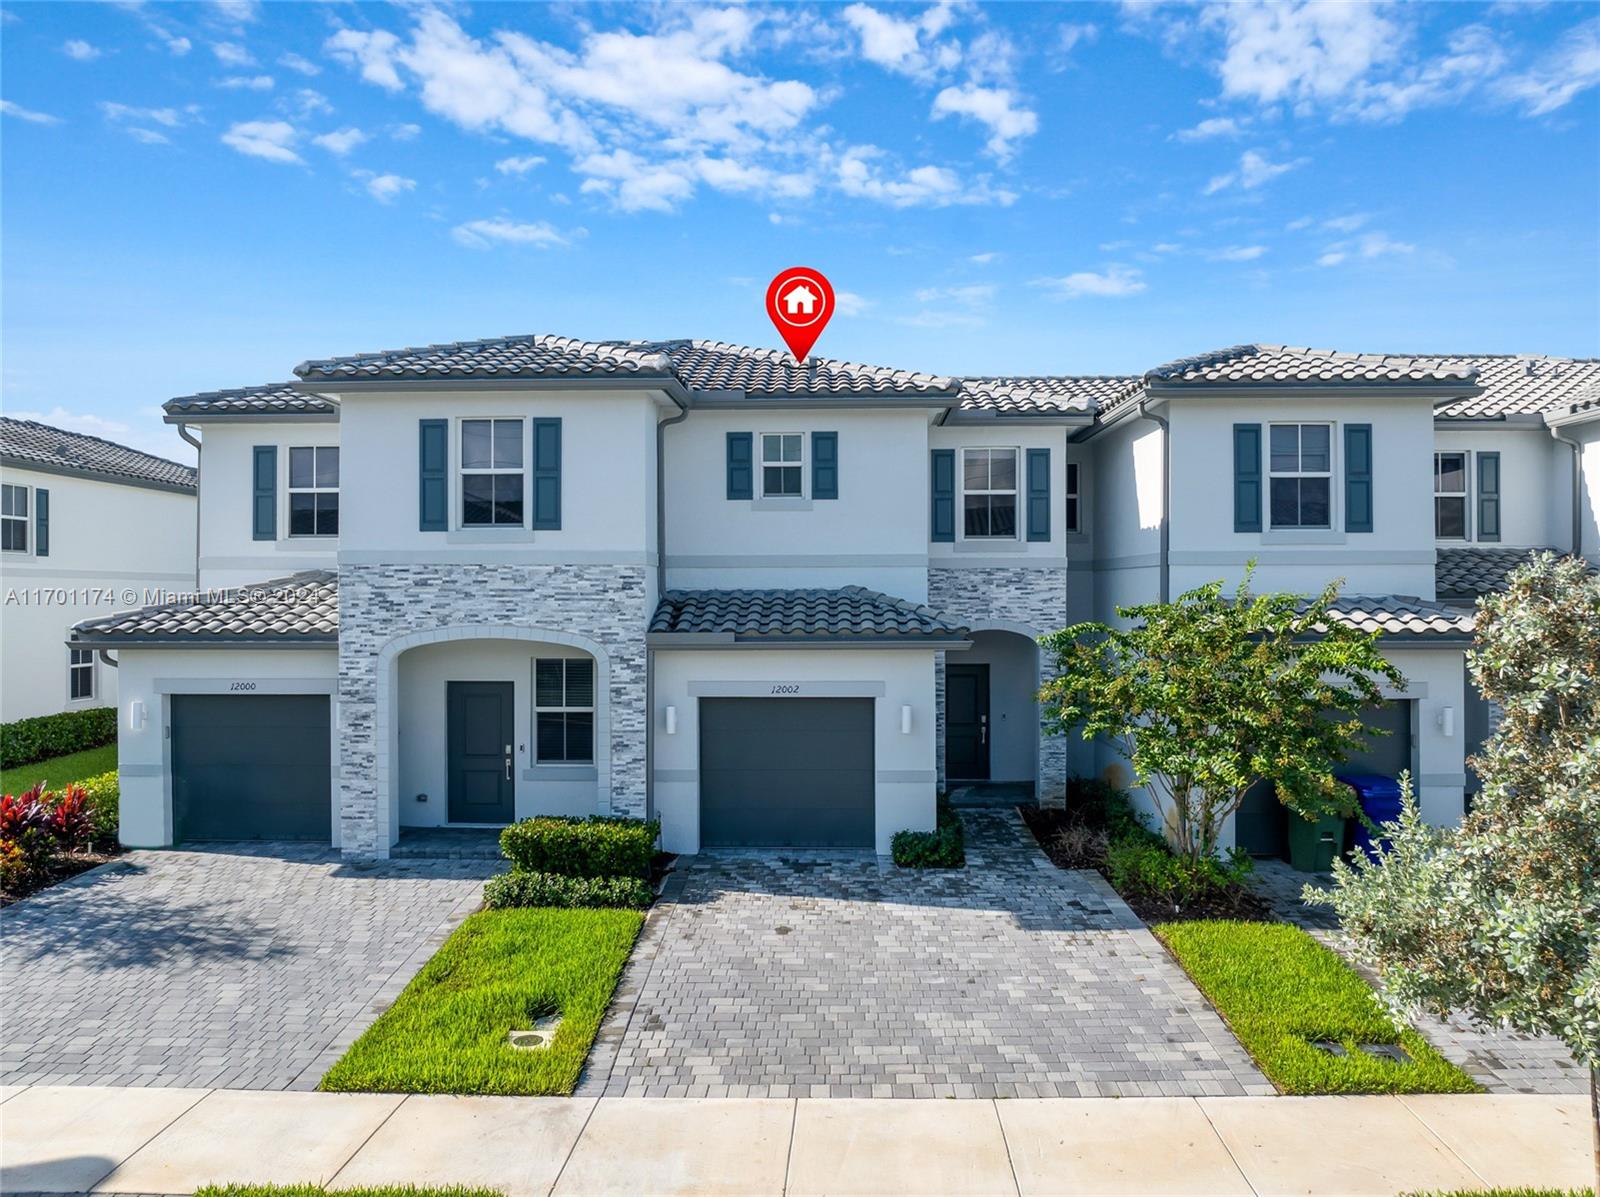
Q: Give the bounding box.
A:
[0,742,117,795]
[319,907,643,1096]
[1155,920,1480,1095]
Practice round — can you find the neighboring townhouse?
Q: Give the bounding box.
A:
[67,335,1595,859]
[0,418,197,724]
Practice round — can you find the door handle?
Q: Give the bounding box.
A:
[980,715,988,745]
[505,745,512,781]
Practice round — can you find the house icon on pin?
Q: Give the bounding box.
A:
[782,283,818,317]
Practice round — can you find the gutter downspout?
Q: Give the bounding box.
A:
[176,422,202,588]
[1549,424,1584,558]
[647,402,690,824]
[97,650,117,669]
[1138,400,1171,603]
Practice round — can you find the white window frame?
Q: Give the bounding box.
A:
[1267,422,1334,530]
[458,417,527,529]
[533,657,596,765]
[286,446,340,538]
[1434,450,1470,541]
[1064,460,1081,534]
[959,446,1021,541]
[68,648,95,702]
[1,482,30,555]
[759,432,806,499]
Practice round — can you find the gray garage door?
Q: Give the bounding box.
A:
[699,698,875,848]
[172,694,332,842]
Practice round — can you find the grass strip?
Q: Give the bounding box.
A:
[320,907,642,1096]
[0,742,118,795]
[1155,919,1479,1095]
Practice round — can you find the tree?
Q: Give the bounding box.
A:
[1317,553,1600,1189]
[1039,566,1404,863]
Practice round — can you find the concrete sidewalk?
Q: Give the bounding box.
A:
[3,1086,1591,1196]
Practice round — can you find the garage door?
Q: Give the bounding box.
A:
[172,694,332,842]
[699,698,875,848]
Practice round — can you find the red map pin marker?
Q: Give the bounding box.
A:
[765,267,835,363]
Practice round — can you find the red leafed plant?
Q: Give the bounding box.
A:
[48,784,95,850]
[0,784,51,839]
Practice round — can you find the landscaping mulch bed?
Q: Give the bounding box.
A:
[1,847,122,908]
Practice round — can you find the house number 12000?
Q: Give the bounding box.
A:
[769,684,800,695]
[229,681,257,691]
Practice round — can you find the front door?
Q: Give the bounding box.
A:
[447,681,515,824]
[946,663,990,781]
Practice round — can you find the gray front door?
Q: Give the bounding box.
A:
[448,681,515,824]
[171,694,331,842]
[699,697,875,848]
[946,663,990,781]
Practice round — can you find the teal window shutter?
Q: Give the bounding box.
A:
[1344,423,1373,533]
[1477,451,1500,542]
[418,419,448,531]
[532,418,562,530]
[252,446,277,541]
[726,432,753,500]
[1233,424,1261,533]
[930,449,955,542]
[1026,448,1051,541]
[812,431,838,499]
[34,488,49,557]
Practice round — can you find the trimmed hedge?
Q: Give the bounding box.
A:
[0,707,118,770]
[483,869,653,910]
[892,798,965,868]
[499,815,659,880]
[77,770,119,847]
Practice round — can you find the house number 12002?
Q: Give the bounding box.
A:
[769,684,800,695]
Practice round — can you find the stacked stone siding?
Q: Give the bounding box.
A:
[338,563,650,857]
[928,565,1071,806]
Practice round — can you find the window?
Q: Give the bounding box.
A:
[288,447,339,536]
[461,418,524,526]
[1435,451,1468,539]
[69,648,94,701]
[760,433,804,497]
[535,658,594,763]
[1,484,28,552]
[962,447,1018,538]
[1268,424,1332,529]
[1064,461,1081,533]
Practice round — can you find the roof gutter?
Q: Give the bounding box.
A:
[176,422,202,589]
[1138,399,1171,603]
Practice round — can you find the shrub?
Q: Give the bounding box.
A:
[499,815,659,879]
[47,784,95,850]
[1050,822,1110,869]
[1107,835,1252,910]
[76,770,119,847]
[1065,777,1162,846]
[1,784,59,889]
[892,798,965,868]
[483,869,653,910]
[0,707,117,770]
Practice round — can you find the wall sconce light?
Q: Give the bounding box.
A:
[900,704,913,735]
[1437,706,1455,738]
[665,705,677,735]
[128,698,147,733]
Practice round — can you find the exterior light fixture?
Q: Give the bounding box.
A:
[1438,706,1455,738]
[128,698,147,732]
[665,705,677,735]
[900,704,913,735]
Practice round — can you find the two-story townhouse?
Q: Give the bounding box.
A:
[0,418,195,723]
[69,333,1593,862]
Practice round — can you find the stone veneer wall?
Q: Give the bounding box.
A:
[928,565,1071,807]
[338,563,650,856]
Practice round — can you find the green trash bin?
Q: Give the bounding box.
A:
[1286,812,1344,873]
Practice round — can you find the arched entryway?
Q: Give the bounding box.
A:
[945,626,1044,790]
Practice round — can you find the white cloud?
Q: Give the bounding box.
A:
[451,217,568,249]
[835,290,870,317]
[359,171,415,203]
[1206,244,1268,261]
[218,74,274,90]
[166,36,192,56]
[1174,116,1246,141]
[286,88,332,118]
[1321,212,1368,232]
[1494,16,1600,116]
[914,283,996,306]
[835,145,1015,208]
[390,123,422,141]
[575,149,695,212]
[221,119,302,164]
[2,99,62,125]
[126,127,170,145]
[63,39,102,61]
[326,27,404,91]
[969,251,999,264]
[1204,148,1303,193]
[495,154,547,175]
[1032,266,1147,299]
[212,40,254,66]
[100,101,192,143]
[278,52,320,77]
[841,3,960,79]
[1317,230,1414,266]
[1201,1,1403,109]
[210,0,261,26]
[312,127,367,155]
[931,83,1038,160]
[1059,23,1099,54]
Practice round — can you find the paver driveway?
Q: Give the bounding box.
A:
[0,845,496,1091]
[589,809,1271,1099]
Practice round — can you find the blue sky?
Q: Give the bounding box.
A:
[3,0,1597,462]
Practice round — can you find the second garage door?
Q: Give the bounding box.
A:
[699,697,875,848]
[172,694,332,842]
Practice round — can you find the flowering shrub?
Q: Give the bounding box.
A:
[0,776,119,892]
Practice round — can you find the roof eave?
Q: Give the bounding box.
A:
[943,409,1095,425]
[1545,405,1600,429]
[0,455,196,495]
[163,410,339,425]
[1143,380,1483,401]
[646,631,971,649]
[66,635,337,650]
[292,374,691,410]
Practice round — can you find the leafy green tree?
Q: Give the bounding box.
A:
[1318,553,1599,1186]
[1039,566,1404,863]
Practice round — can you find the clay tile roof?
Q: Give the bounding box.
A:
[71,570,338,645]
[1431,355,1600,419]
[957,376,1135,415]
[648,339,956,397]
[1313,595,1475,639]
[294,333,679,383]
[1,417,196,491]
[1435,546,1590,600]
[650,586,968,640]
[163,383,338,419]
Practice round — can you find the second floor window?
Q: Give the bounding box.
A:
[1435,451,1468,539]
[1269,423,1331,529]
[288,447,339,537]
[1,484,27,552]
[462,418,524,526]
[963,447,1017,538]
[69,648,94,700]
[761,433,803,497]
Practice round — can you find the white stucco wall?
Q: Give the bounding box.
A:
[0,466,196,721]
[651,647,940,855]
[959,630,1041,784]
[111,646,338,847]
[1433,425,1568,549]
[1087,414,1164,622]
[1560,416,1600,563]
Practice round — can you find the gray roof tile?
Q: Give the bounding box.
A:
[1146,344,1478,387]
[1432,355,1600,419]
[71,570,337,645]
[296,333,676,383]
[957,376,1135,415]
[651,586,967,640]
[1317,595,1475,638]
[1,417,196,491]
[1436,545,1576,600]
[651,340,955,397]
[164,383,338,419]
